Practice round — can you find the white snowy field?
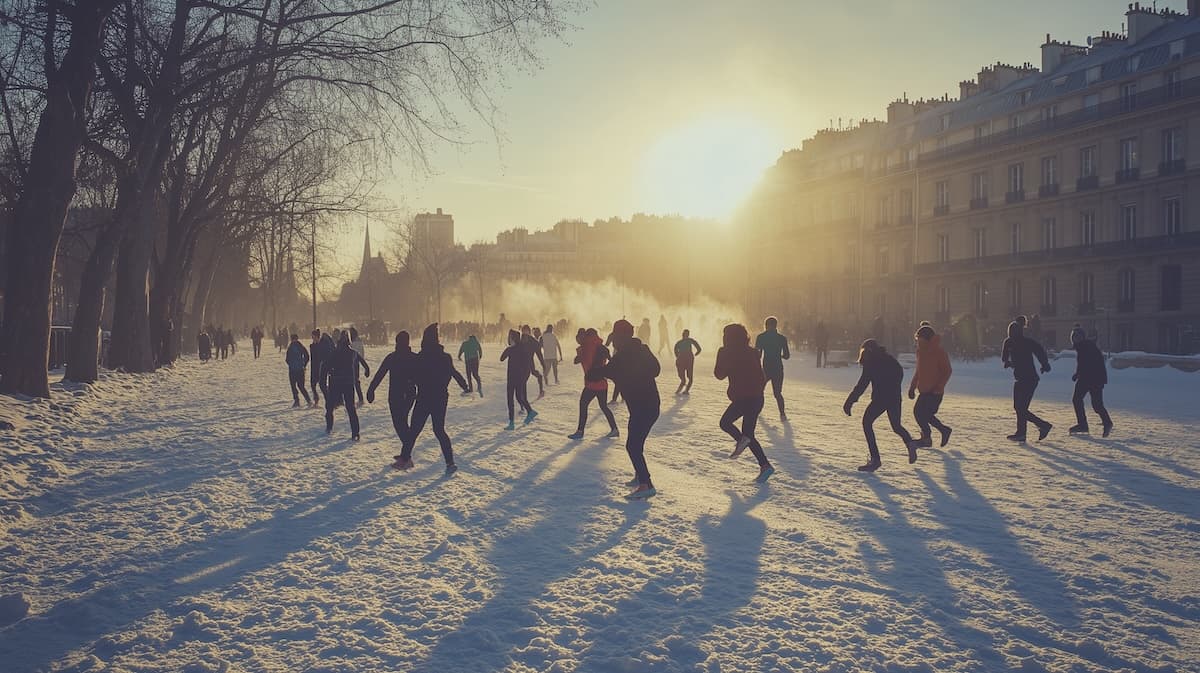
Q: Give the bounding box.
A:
[1,342,1198,673]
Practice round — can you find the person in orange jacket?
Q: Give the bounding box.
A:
[907,322,953,448]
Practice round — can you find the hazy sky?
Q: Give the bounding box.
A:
[370,0,1175,247]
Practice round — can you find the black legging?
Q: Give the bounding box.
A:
[863,398,913,462]
[465,358,481,392]
[402,395,454,466]
[913,392,949,439]
[766,367,785,415]
[1013,379,1048,435]
[576,388,617,434]
[389,393,415,443]
[325,382,360,436]
[531,367,544,394]
[1072,381,1112,428]
[676,360,694,391]
[626,403,660,486]
[309,364,321,401]
[719,395,769,467]
[506,377,532,422]
[289,368,311,404]
[354,378,365,405]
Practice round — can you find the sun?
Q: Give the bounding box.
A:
[636,114,781,221]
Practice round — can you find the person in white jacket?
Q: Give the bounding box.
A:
[541,324,564,385]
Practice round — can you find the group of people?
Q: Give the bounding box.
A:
[196,326,237,362]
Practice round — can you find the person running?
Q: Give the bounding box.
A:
[657,314,669,355]
[908,323,953,448]
[501,329,536,430]
[308,329,325,405]
[285,334,312,407]
[521,324,546,400]
[569,328,619,440]
[349,326,367,407]
[1001,314,1028,367]
[251,326,264,359]
[843,339,917,472]
[714,323,775,483]
[394,323,469,474]
[673,329,702,395]
[755,316,791,420]
[1001,320,1053,442]
[1068,325,1113,437]
[366,331,418,467]
[197,330,212,363]
[588,319,661,500]
[321,331,370,439]
[458,334,484,397]
[637,318,652,347]
[541,325,563,385]
[605,328,623,405]
[814,320,829,368]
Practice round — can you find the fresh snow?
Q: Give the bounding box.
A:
[1,345,1197,672]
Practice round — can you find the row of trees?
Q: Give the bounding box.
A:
[0,0,576,398]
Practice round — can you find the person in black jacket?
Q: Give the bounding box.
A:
[321,331,370,439]
[500,329,535,430]
[285,334,312,407]
[588,319,661,499]
[521,324,546,400]
[1001,320,1052,442]
[1068,325,1113,437]
[394,323,469,474]
[367,331,418,464]
[843,339,916,472]
[308,329,325,405]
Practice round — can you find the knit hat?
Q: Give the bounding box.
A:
[916,325,936,340]
[613,319,635,339]
[857,338,880,363]
[1070,326,1086,345]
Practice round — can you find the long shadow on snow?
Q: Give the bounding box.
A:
[0,476,400,673]
[409,439,644,673]
[572,489,766,673]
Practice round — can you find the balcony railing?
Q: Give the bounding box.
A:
[919,75,1200,165]
[933,204,950,217]
[1159,159,1187,176]
[914,231,1200,276]
[1038,183,1060,198]
[969,196,989,210]
[1116,167,1141,183]
[1077,175,1100,191]
[1040,304,1058,318]
[1005,190,1025,204]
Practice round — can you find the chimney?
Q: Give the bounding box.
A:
[887,98,915,124]
[1042,34,1088,73]
[959,79,980,99]
[1126,2,1168,43]
[436,207,443,215]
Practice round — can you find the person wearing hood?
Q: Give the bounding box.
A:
[541,325,563,385]
[1068,325,1113,437]
[569,327,619,440]
[285,334,312,408]
[1001,315,1028,368]
[714,323,775,483]
[908,323,953,448]
[313,332,335,403]
[197,330,212,363]
[1001,320,1053,442]
[367,331,419,466]
[674,329,702,395]
[320,331,371,439]
[458,334,484,397]
[349,326,367,407]
[501,329,536,430]
[843,339,917,472]
[521,324,547,400]
[588,318,661,499]
[755,316,791,421]
[395,323,469,473]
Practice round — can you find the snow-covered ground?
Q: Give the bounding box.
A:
[1,342,1197,673]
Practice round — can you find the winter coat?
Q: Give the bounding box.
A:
[755,329,790,372]
[541,332,562,361]
[714,343,767,401]
[674,338,700,364]
[351,339,366,380]
[285,341,310,371]
[412,344,468,399]
[321,344,369,388]
[368,347,418,400]
[458,337,482,361]
[1073,338,1108,386]
[579,332,610,392]
[501,344,531,380]
[910,334,952,395]
[846,349,905,405]
[1002,323,1050,382]
[521,333,545,370]
[590,337,660,409]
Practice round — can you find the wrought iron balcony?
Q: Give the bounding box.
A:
[914,231,1200,276]
[1076,175,1100,191]
[1159,159,1187,176]
[969,197,989,210]
[933,204,950,217]
[1005,190,1025,204]
[1038,183,1060,198]
[1115,167,1140,184]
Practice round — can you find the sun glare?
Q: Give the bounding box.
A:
[636,115,780,221]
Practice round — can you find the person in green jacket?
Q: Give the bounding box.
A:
[458,335,484,397]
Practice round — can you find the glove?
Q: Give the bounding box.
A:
[843,401,853,417]
[366,390,375,404]
[1071,374,1078,382]
[1041,365,1051,374]
[908,389,915,400]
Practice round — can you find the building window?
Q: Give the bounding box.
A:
[899,189,913,218]
[901,244,912,273]
[1010,222,1021,254]
[1041,276,1057,312]
[1120,81,1137,111]
[1117,323,1135,351]
[938,285,950,313]
[1042,104,1059,122]
[940,113,951,132]
[1080,210,1096,246]
[1164,197,1182,236]
[1162,127,1183,162]
[1079,272,1095,310]
[1008,163,1024,194]
[1083,92,1100,109]
[1041,217,1057,250]
[1008,278,1022,312]
[1086,67,1101,85]
[935,180,949,208]
[878,247,890,276]
[1009,113,1022,130]
[1121,204,1137,241]
[973,282,988,314]
[1040,156,1057,187]
[1118,268,1136,311]
[1080,146,1097,178]
[1161,265,1182,311]
[1120,137,1139,171]
[936,136,947,150]
[973,228,987,258]
[971,171,989,199]
[877,195,892,227]
[937,234,950,262]
[1165,68,1183,98]
[875,293,887,317]
[974,122,990,140]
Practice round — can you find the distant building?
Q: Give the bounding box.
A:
[412,208,455,254]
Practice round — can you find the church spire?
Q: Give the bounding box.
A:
[362,221,372,272]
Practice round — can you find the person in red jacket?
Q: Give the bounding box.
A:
[568,328,619,439]
[714,323,775,483]
[907,322,953,448]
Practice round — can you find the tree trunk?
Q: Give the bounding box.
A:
[0,2,117,397]
[63,225,120,383]
[191,247,221,334]
[107,212,156,373]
